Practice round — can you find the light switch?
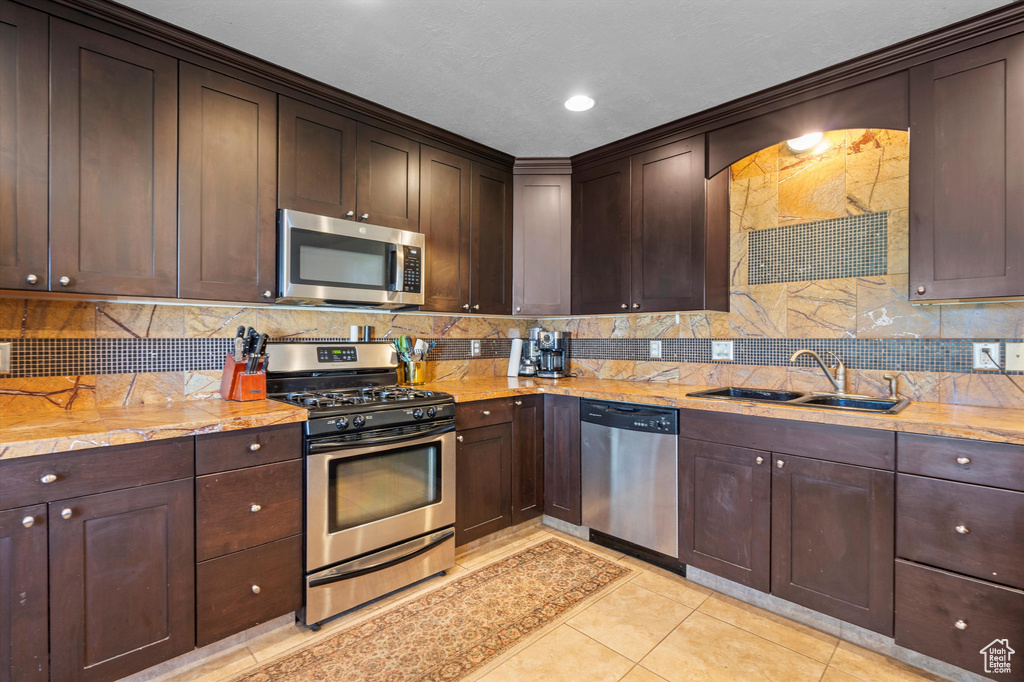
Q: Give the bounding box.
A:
[1006,343,1024,372]
[0,342,10,374]
[711,340,734,361]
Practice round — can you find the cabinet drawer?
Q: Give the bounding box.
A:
[897,474,1024,589]
[895,560,1024,677]
[196,423,302,475]
[0,437,193,510]
[196,459,302,561]
[456,399,513,430]
[196,535,302,646]
[898,433,1024,492]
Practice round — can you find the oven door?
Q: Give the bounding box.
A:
[279,208,424,307]
[306,426,455,572]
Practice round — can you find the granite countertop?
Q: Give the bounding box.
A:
[418,376,1024,446]
[0,400,307,460]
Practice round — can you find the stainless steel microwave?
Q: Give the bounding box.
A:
[278,209,424,309]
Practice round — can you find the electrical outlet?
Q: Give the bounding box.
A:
[0,342,10,374]
[711,340,734,361]
[649,340,662,360]
[470,340,482,357]
[972,342,1001,370]
[1006,342,1024,372]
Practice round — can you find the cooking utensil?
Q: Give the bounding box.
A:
[247,333,268,374]
[234,326,246,362]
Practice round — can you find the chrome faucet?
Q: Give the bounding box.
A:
[789,349,847,394]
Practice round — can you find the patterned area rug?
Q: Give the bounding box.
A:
[234,538,631,681]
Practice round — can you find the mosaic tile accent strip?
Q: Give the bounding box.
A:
[749,212,887,285]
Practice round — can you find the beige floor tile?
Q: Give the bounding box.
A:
[621,561,712,609]
[621,665,671,682]
[829,642,945,682]
[641,611,826,682]
[821,668,864,682]
[478,624,635,682]
[158,647,257,682]
[698,593,838,663]
[456,528,551,569]
[568,581,692,661]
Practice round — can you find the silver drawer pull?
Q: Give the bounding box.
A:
[515,400,523,406]
[955,525,970,534]
[41,474,57,484]
[61,508,73,520]
[482,410,491,416]
[955,619,967,630]
[776,459,785,469]
[22,516,34,528]
[249,443,261,452]
[755,456,764,464]
[251,585,261,594]
[955,457,970,465]
[250,504,262,513]
[456,435,464,442]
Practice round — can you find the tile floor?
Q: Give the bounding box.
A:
[125,523,948,682]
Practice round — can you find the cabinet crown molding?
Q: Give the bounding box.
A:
[513,158,572,175]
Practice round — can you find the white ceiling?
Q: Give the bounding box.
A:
[118,0,1009,158]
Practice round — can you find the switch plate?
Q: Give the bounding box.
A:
[0,342,9,374]
[1006,343,1024,372]
[470,340,482,357]
[711,340,734,361]
[972,342,1001,370]
[649,340,662,360]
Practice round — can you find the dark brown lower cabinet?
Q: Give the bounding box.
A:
[455,423,513,546]
[49,478,195,682]
[0,505,48,682]
[678,438,770,592]
[512,395,544,525]
[771,455,894,635]
[543,395,581,525]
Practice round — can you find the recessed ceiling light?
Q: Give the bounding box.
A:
[565,95,595,112]
[786,132,824,153]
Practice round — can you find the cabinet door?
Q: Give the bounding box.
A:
[631,137,707,312]
[0,505,48,682]
[49,20,178,297]
[512,395,545,525]
[771,455,894,635]
[572,158,631,314]
[179,64,277,302]
[0,1,48,291]
[420,146,471,312]
[513,174,571,316]
[679,438,770,592]
[909,34,1024,300]
[471,162,513,314]
[455,423,512,546]
[543,395,581,525]
[49,479,194,682]
[278,96,357,219]
[356,123,419,231]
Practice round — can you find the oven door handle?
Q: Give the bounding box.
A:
[308,528,455,588]
[307,422,454,455]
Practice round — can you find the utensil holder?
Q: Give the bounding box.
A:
[401,361,427,385]
[219,354,267,401]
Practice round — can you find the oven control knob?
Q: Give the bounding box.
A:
[335,417,349,430]
[352,415,365,428]
[413,408,424,419]
[426,407,437,418]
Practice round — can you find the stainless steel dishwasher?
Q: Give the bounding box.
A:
[581,399,679,558]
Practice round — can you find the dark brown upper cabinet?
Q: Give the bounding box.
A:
[470,162,513,315]
[277,96,357,220]
[0,0,48,292]
[178,64,277,302]
[512,171,572,316]
[571,158,632,315]
[420,146,471,312]
[909,33,1024,301]
[356,123,420,231]
[49,19,179,297]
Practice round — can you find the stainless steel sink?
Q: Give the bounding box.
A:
[687,386,910,414]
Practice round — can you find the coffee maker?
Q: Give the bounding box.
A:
[518,327,542,376]
[536,330,569,379]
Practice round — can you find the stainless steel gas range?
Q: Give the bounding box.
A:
[265,341,455,627]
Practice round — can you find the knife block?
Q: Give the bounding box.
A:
[219,354,267,402]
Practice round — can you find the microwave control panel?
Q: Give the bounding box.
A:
[403,246,422,294]
[317,346,358,363]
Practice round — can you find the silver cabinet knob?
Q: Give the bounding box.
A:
[620,304,627,309]
[514,400,523,406]
[916,286,926,295]
[776,459,785,469]
[956,457,970,465]
[22,516,34,528]
[59,276,71,286]
[954,619,967,630]
[61,508,73,520]
[26,274,38,285]
[262,290,273,299]
[482,410,491,416]
[41,474,57,484]
[462,304,470,311]
[345,211,355,218]
[632,303,640,309]
[456,435,464,442]
[516,306,522,313]
[251,585,261,594]
[250,504,262,513]
[249,443,261,452]
[955,525,970,534]
[472,304,480,311]
[755,456,764,464]
[359,213,369,221]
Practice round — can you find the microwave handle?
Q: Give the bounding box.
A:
[387,244,401,292]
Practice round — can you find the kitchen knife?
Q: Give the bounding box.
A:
[247,333,268,374]
[245,327,258,357]
[234,326,245,362]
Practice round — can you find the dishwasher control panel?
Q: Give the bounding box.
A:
[580,399,679,435]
